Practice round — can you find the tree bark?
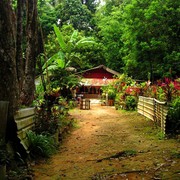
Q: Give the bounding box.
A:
[0,0,19,116]
[0,0,19,141]
[16,0,25,91]
[21,0,38,105]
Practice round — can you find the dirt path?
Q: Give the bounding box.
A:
[33,103,180,180]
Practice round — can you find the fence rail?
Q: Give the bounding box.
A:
[138,96,168,134]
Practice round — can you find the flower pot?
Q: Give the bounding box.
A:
[108,99,114,106]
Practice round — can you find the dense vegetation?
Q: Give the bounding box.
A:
[0,0,179,178]
[37,0,179,81]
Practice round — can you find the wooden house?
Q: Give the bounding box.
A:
[76,65,120,99]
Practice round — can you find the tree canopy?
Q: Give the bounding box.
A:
[36,0,179,80]
[95,0,180,80]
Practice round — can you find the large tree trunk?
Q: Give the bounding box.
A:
[21,0,38,105]
[0,0,19,116]
[0,0,19,140]
[16,0,25,91]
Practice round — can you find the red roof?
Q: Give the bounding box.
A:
[77,65,120,78]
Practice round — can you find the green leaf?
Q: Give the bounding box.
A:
[42,52,65,70]
[53,24,66,51]
[70,30,78,43]
[56,58,65,68]
[66,41,74,54]
[76,37,95,47]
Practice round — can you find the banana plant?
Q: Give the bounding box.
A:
[43,24,95,72]
[42,24,95,92]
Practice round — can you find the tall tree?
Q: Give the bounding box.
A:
[82,0,99,13]
[121,0,180,80]
[96,6,124,72]
[20,0,39,105]
[0,0,19,140]
[56,0,92,31]
[38,0,57,36]
[16,0,25,91]
[95,0,179,80]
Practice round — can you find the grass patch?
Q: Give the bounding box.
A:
[171,150,180,158]
[96,149,137,162]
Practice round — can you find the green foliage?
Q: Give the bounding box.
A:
[35,82,45,101]
[166,96,180,134]
[101,74,139,110]
[53,24,67,51]
[107,89,116,100]
[39,24,95,95]
[0,149,7,165]
[156,87,166,101]
[34,90,69,135]
[96,6,124,71]
[68,100,77,109]
[101,82,117,100]
[95,0,180,80]
[49,68,80,92]
[27,131,56,158]
[125,95,137,111]
[56,0,93,31]
[38,0,58,36]
[171,150,180,159]
[156,131,165,140]
[37,0,180,80]
[46,24,95,70]
[35,105,59,135]
[122,149,137,157]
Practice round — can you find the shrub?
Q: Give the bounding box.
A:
[166,97,180,134]
[0,149,7,165]
[27,131,56,158]
[125,96,137,110]
[34,91,69,135]
[108,89,116,100]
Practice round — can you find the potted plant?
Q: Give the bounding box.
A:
[100,92,107,106]
[108,90,116,106]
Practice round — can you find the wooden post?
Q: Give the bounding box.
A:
[0,101,9,143]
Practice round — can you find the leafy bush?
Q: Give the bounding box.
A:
[166,97,180,134]
[27,131,56,158]
[125,96,137,110]
[68,99,77,109]
[34,91,69,135]
[108,89,116,100]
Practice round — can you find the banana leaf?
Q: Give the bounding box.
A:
[42,52,65,70]
[53,24,66,51]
